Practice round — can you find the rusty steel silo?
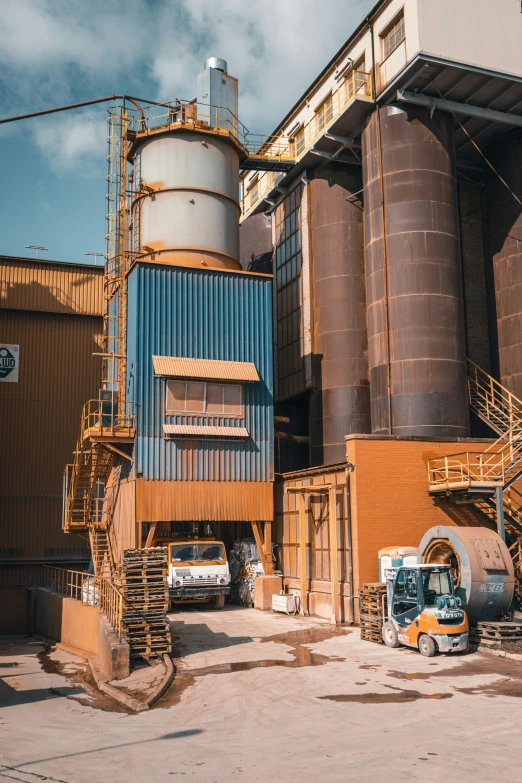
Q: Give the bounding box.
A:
[486,129,522,400]
[309,167,370,464]
[361,105,468,436]
[130,58,241,271]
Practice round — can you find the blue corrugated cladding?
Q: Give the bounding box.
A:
[126,263,274,482]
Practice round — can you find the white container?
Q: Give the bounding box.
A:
[272,593,297,614]
[378,546,418,582]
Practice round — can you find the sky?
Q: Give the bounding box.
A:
[0,0,374,264]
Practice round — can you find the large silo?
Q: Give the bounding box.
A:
[130,59,242,271]
[309,167,370,465]
[486,130,522,399]
[362,105,468,437]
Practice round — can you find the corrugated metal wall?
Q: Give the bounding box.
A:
[0,260,103,562]
[126,263,273,483]
[0,256,103,316]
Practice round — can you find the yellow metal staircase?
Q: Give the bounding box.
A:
[63,399,134,577]
[428,359,522,592]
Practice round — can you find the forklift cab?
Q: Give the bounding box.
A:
[384,565,469,656]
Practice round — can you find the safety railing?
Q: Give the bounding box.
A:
[468,358,522,432]
[41,566,124,640]
[241,69,373,217]
[428,450,509,492]
[98,577,124,639]
[81,397,136,439]
[42,566,97,604]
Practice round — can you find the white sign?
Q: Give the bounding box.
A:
[0,344,19,383]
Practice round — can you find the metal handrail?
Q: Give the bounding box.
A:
[41,566,124,640]
[241,69,373,217]
[468,358,522,423]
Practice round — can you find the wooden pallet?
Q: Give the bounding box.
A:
[117,547,172,661]
[359,583,387,644]
[473,621,522,643]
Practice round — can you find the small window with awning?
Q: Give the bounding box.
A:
[166,380,243,417]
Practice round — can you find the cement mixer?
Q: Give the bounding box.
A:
[418,526,515,626]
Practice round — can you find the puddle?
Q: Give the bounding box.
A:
[158,626,351,709]
[36,647,130,713]
[319,686,453,704]
[386,656,522,698]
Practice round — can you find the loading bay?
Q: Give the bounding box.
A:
[1,607,522,783]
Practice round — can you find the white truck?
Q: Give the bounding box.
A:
[154,538,231,610]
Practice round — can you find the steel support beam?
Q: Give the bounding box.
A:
[396,90,522,128]
[495,486,506,543]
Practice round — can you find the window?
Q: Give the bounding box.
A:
[381,13,405,60]
[166,380,243,417]
[248,179,259,206]
[315,94,333,134]
[294,126,306,157]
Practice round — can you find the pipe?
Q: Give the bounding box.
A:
[345,463,355,623]
[275,431,310,444]
[0,94,171,126]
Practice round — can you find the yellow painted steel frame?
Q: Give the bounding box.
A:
[241,69,374,217]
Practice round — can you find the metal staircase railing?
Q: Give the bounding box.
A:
[428,360,522,595]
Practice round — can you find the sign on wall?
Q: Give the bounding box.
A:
[0,344,19,383]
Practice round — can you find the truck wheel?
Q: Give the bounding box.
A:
[418,634,437,657]
[382,621,400,648]
[213,594,225,610]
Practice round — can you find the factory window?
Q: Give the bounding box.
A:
[275,185,304,399]
[294,126,306,157]
[248,179,260,206]
[315,94,333,135]
[381,12,405,60]
[166,380,243,417]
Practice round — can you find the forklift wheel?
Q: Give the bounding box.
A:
[213,594,226,610]
[382,621,400,648]
[418,634,437,657]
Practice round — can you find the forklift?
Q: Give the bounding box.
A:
[382,564,469,657]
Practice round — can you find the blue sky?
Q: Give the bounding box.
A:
[0,0,374,265]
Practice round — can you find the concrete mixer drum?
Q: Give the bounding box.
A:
[418,526,515,626]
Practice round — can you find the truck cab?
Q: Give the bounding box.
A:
[153,538,231,610]
[383,565,469,656]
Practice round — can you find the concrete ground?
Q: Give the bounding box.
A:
[1,606,522,783]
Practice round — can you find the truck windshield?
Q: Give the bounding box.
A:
[170,543,226,563]
[422,570,452,606]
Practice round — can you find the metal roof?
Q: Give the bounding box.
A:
[153,355,260,382]
[163,424,249,438]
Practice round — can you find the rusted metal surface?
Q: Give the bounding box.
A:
[309,167,370,465]
[486,129,522,399]
[0,305,102,562]
[135,479,273,522]
[131,130,241,270]
[458,183,491,374]
[239,213,273,271]
[152,355,259,382]
[362,105,468,436]
[0,255,103,316]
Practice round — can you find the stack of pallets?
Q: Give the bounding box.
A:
[359,582,388,644]
[117,547,171,661]
[471,621,522,647]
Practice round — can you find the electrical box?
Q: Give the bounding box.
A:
[272,593,297,614]
[197,58,238,132]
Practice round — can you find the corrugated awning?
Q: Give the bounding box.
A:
[153,356,259,382]
[163,424,249,439]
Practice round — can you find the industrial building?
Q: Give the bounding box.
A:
[241,0,522,620]
[0,256,103,587]
[2,0,522,660]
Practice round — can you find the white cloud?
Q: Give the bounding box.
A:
[0,0,375,167]
[34,110,107,175]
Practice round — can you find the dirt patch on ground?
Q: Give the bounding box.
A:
[158,625,351,709]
